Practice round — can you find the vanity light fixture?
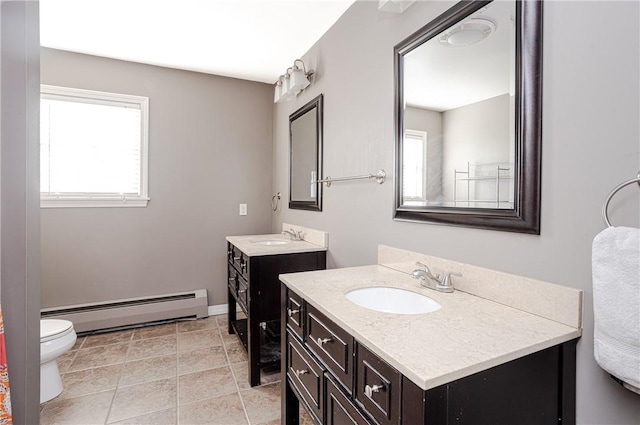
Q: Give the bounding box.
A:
[438,18,496,47]
[274,59,314,103]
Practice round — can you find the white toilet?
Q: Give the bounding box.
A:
[40,319,77,403]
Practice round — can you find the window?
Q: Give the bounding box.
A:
[40,85,149,207]
[402,129,427,201]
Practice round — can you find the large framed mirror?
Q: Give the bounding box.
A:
[289,94,323,211]
[394,0,542,234]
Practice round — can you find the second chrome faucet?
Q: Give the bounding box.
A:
[411,261,461,293]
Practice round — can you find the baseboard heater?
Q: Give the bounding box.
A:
[41,289,209,333]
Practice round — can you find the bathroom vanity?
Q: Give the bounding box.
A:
[226,227,327,386]
[280,246,582,424]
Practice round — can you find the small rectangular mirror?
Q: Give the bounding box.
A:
[289,94,323,211]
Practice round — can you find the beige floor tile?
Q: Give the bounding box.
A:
[231,362,280,391]
[177,316,218,333]
[119,354,177,386]
[299,408,316,425]
[177,328,223,353]
[127,335,177,361]
[225,341,248,364]
[178,346,227,376]
[178,366,236,405]
[132,323,176,340]
[108,377,177,423]
[109,407,177,425]
[83,330,133,348]
[40,390,114,425]
[215,315,229,329]
[178,393,248,425]
[71,336,86,351]
[240,382,281,425]
[57,350,79,374]
[221,328,240,346]
[60,364,123,399]
[68,343,129,372]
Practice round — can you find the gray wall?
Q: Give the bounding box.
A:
[41,48,274,308]
[1,1,42,422]
[273,1,640,423]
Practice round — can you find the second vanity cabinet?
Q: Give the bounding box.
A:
[227,240,326,386]
[281,284,578,425]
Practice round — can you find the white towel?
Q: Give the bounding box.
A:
[593,226,640,393]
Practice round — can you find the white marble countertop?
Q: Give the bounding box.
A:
[279,264,582,391]
[226,234,327,257]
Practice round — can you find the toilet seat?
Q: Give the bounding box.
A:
[40,319,74,343]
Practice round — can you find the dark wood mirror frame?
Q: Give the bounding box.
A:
[289,94,323,211]
[394,0,542,234]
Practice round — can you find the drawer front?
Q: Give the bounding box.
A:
[355,343,401,425]
[228,243,249,280]
[227,265,238,296]
[236,274,248,314]
[326,375,372,425]
[287,331,324,423]
[285,290,304,340]
[305,303,354,394]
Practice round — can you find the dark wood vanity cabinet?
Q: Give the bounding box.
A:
[281,285,578,425]
[227,242,326,387]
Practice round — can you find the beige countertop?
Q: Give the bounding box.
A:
[226,234,327,257]
[279,264,582,391]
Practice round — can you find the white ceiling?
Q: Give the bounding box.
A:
[39,0,356,84]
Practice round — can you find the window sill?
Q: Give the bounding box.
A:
[40,197,150,208]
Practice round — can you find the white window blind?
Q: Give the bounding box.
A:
[40,85,149,208]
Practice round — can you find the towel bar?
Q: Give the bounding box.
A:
[602,171,640,227]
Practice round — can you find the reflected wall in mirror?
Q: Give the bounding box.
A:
[394,0,542,234]
[289,94,323,211]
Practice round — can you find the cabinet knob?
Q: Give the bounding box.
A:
[295,369,308,376]
[287,308,299,317]
[228,277,235,282]
[316,337,333,346]
[234,256,241,261]
[364,384,383,397]
[238,289,247,294]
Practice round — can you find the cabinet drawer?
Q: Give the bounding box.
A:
[228,266,238,295]
[326,374,372,425]
[237,275,248,314]
[355,343,401,425]
[285,290,304,340]
[228,243,249,280]
[287,331,324,423]
[305,303,354,394]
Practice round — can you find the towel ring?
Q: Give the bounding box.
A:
[602,171,640,227]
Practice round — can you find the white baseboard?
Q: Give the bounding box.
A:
[208,304,242,316]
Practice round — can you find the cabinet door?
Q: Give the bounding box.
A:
[326,375,372,425]
[355,343,401,425]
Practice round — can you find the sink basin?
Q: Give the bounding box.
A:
[345,287,441,315]
[250,239,290,246]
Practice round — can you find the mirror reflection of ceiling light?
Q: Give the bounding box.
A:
[439,18,496,47]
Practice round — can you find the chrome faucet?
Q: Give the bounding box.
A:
[411,262,461,293]
[282,228,303,241]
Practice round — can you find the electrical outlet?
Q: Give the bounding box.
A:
[239,204,248,216]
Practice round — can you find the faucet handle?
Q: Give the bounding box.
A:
[441,272,462,287]
[415,261,429,272]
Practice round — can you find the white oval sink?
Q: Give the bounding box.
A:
[251,239,289,246]
[345,287,441,315]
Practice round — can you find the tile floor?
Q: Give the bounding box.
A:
[40,315,314,425]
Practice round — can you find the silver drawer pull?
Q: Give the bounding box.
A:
[287,308,299,317]
[234,256,241,261]
[364,384,383,397]
[238,289,246,294]
[316,337,333,346]
[228,277,235,282]
[295,369,308,376]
